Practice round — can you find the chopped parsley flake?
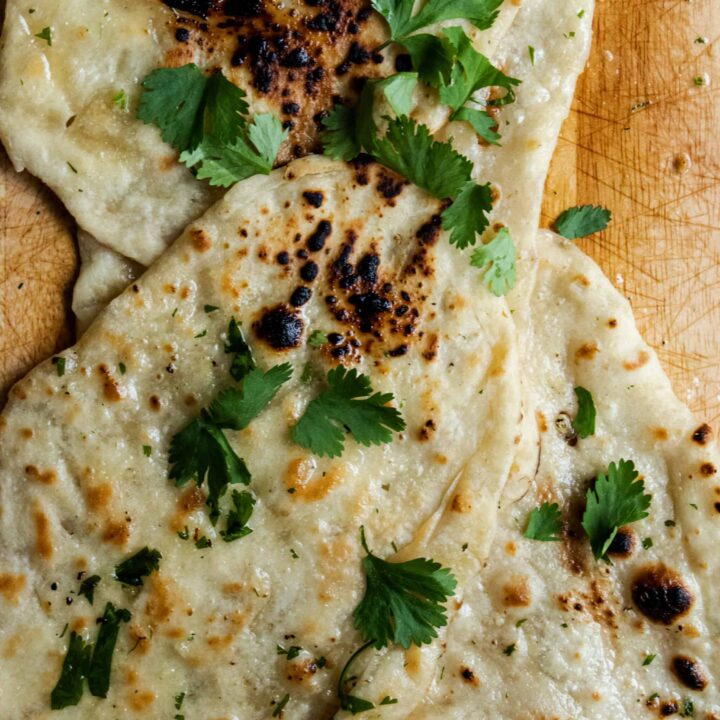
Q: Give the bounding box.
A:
[50,632,92,709]
[272,694,290,717]
[52,356,66,377]
[35,26,52,45]
[642,537,653,550]
[114,547,161,587]
[503,643,516,656]
[572,386,596,438]
[113,89,128,111]
[642,653,656,666]
[87,603,131,698]
[308,330,329,347]
[78,575,101,605]
[142,445,152,457]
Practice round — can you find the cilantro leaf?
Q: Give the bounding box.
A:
[399,34,454,88]
[220,490,256,542]
[373,73,418,116]
[439,27,520,114]
[78,575,101,605]
[50,631,92,709]
[138,64,212,152]
[208,364,292,430]
[87,603,131,698]
[469,227,516,296]
[372,0,503,39]
[573,386,596,439]
[225,318,256,382]
[554,204,612,239]
[582,459,652,560]
[292,367,405,458]
[183,113,288,187]
[321,104,361,161]
[441,180,493,248]
[373,115,472,199]
[169,416,251,521]
[524,502,563,542]
[453,107,501,144]
[114,547,162,587]
[354,527,457,650]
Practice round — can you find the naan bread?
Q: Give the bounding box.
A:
[0,0,520,266]
[0,155,522,719]
[396,234,720,719]
[70,0,592,330]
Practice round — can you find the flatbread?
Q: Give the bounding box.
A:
[0,0,520,266]
[395,234,720,718]
[70,0,592,330]
[0,155,522,718]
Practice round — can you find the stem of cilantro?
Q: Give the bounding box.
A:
[337,639,376,712]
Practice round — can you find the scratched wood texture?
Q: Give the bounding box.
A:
[1,0,719,422]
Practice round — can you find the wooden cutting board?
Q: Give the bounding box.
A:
[1,0,719,423]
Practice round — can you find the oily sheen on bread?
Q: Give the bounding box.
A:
[363,234,720,719]
[0,155,522,719]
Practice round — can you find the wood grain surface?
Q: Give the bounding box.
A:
[1,0,718,422]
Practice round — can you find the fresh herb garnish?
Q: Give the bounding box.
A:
[207,364,293,431]
[195,536,212,549]
[308,330,329,347]
[380,696,399,705]
[439,26,520,115]
[372,0,503,41]
[52,356,66,377]
[78,575,101,605]
[175,692,186,710]
[113,89,128,111]
[138,66,286,187]
[114,547,161,587]
[338,528,456,712]
[277,645,302,660]
[204,304,219,313]
[142,444,152,457]
[554,204,612,239]
[503,643,516,656]
[225,318,256,381]
[572,386,596,438]
[680,698,694,717]
[354,527,457,650]
[642,653,656,666]
[581,459,651,561]
[169,413,251,521]
[469,226,516,295]
[50,632,92,709]
[524,502,563,542]
[292,366,405,458]
[220,490,255,542]
[272,694,290,717]
[87,603,131,698]
[169,324,290,523]
[35,26,52,46]
[642,536,653,550]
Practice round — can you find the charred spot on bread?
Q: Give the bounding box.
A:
[254,305,304,349]
[631,564,694,625]
[607,527,635,558]
[671,655,708,691]
[691,423,712,445]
